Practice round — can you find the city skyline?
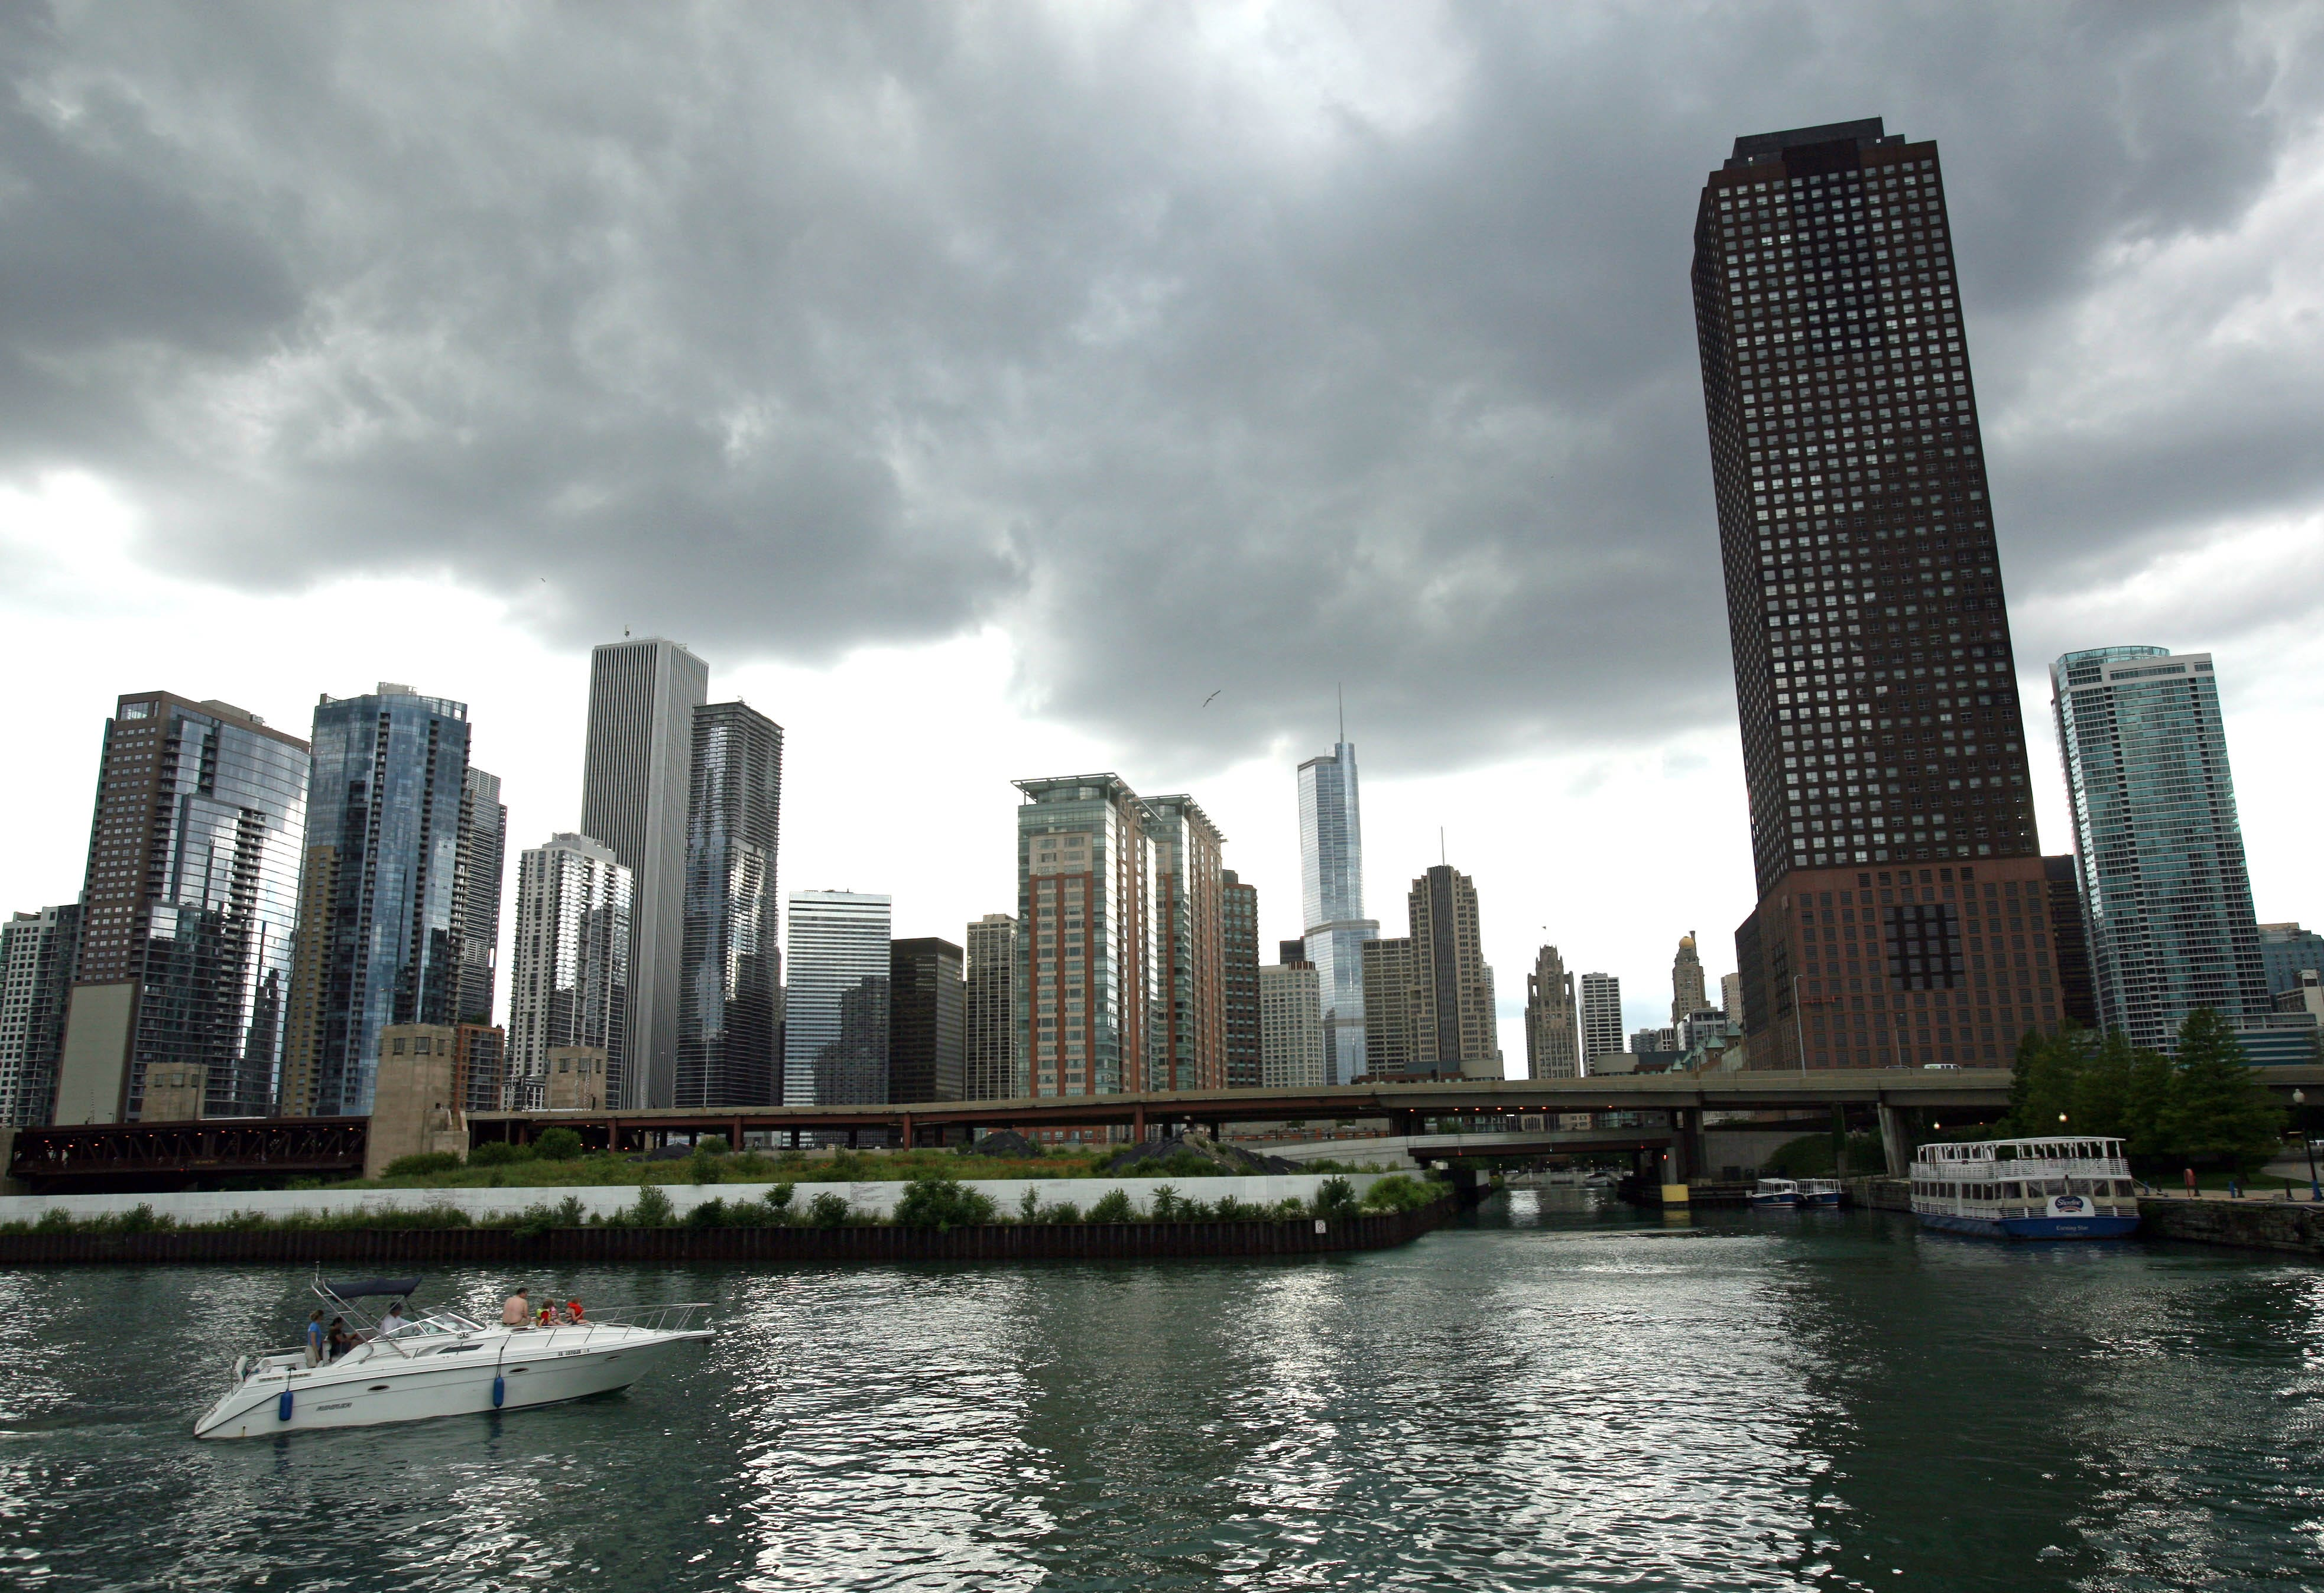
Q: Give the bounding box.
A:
[7,14,2324,1072]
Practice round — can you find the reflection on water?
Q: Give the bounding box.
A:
[1,1195,2320,1590]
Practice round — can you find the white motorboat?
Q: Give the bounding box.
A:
[194,1276,712,1440]
[1749,1178,1801,1208]
[1797,1179,1845,1208]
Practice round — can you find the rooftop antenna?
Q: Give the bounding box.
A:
[1336,682,1345,746]
[1439,827,1446,866]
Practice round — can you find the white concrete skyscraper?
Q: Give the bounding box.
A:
[580,637,708,1108]
[784,889,892,1106]
[1297,734,1378,1085]
[507,833,631,1110]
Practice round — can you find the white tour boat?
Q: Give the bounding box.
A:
[1911,1136,2141,1240]
[1797,1178,1844,1208]
[1750,1178,1802,1208]
[194,1277,712,1440]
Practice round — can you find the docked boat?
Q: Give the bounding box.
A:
[1911,1136,2141,1240]
[1750,1178,1802,1208]
[1797,1179,1844,1208]
[194,1277,712,1440]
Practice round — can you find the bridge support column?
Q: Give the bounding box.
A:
[1878,1104,1912,1175]
[900,1113,915,1150]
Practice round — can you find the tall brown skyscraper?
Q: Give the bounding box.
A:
[1692,118,2062,1069]
[1359,864,1499,1080]
[1221,870,1261,1090]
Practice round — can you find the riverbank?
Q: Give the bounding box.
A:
[0,1197,1452,1265]
[0,1171,1394,1229]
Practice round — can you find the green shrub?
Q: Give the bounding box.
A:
[1358,1174,1434,1213]
[1210,1195,1262,1221]
[533,1127,585,1162]
[383,1151,463,1179]
[1018,1186,1041,1222]
[469,1140,533,1166]
[1042,1199,1083,1224]
[1088,1189,1136,1224]
[685,1197,731,1228]
[806,1191,852,1228]
[893,1174,999,1231]
[694,1134,729,1156]
[628,1185,676,1227]
[1149,1184,1195,1220]
[764,1184,796,1216]
[1312,1176,1359,1218]
[34,1208,72,1233]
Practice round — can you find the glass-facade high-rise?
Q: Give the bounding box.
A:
[677,702,782,1107]
[1142,794,1226,1093]
[0,905,80,1126]
[1221,870,1261,1090]
[1693,117,2062,1069]
[888,937,965,1103]
[507,833,632,1111]
[280,685,469,1117]
[1015,774,1157,1099]
[452,766,507,1026]
[2052,647,2268,1052]
[53,694,309,1123]
[580,637,709,1109]
[1297,742,1378,1085]
[784,890,892,1106]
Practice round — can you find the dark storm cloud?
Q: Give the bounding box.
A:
[3,2,2320,768]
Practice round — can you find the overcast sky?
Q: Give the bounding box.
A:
[6,2,2324,1057]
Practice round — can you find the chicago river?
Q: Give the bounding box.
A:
[2,1194,2317,1591]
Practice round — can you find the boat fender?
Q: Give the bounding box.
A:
[492,1374,505,1409]
[278,1389,294,1422]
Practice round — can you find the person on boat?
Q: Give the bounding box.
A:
[377,1300,413,1339]
[502,1287,531,1327]
[304,1309,326,1366]
[566,1299,585,1324]
[327,1317,355,1360]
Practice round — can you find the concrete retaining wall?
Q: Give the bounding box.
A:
[0,1172,1391,1229]
[2136,1197,2324,1257]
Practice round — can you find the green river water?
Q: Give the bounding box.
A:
[1,1191,2319,1591]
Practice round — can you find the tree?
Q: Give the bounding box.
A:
[2162,1008,2283,1172]
[2004,1026,2086,1135]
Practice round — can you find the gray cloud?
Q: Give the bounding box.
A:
[3,2,2320,769]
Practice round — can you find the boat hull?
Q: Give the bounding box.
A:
[1917,1210,2141,1241]
[194,1330,707,1439]
[1748,1194,1800,1208]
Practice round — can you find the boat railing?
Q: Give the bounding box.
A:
[501,1302,713,1346]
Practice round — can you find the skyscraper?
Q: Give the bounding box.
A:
[1144,793,1227,1093]
[1221,870,1261,1090]
[1694,118,2060,1069]
[0,905,80,1126]
[277,685,469,1117]
[452,767,507,1026]
[507,833,631,1111]
[580,637,709,1108]
[784,890,892,1106]
[1015,774,1155,1098]
[1721,971,1745,1028]
[1525,944,1581,1080]
[1359,864,1499,1080]
[53,694,309,1124]
[1669,932,1708,1026]
[963,913,1021,1100]
[676,701,782,1107]
[1259,957,1326,1089]
[888,937,965,1103]
[2043,855,2100,1029]
[1297,739,1378,1085]
[2052,647,2268,1051]
[1579,973,1624,1071]
[2260,923,2324,1002]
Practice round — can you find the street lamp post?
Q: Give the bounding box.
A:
[2296,1090,2319,1202]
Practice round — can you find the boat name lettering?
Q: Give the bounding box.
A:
[314,1402,353,1412]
